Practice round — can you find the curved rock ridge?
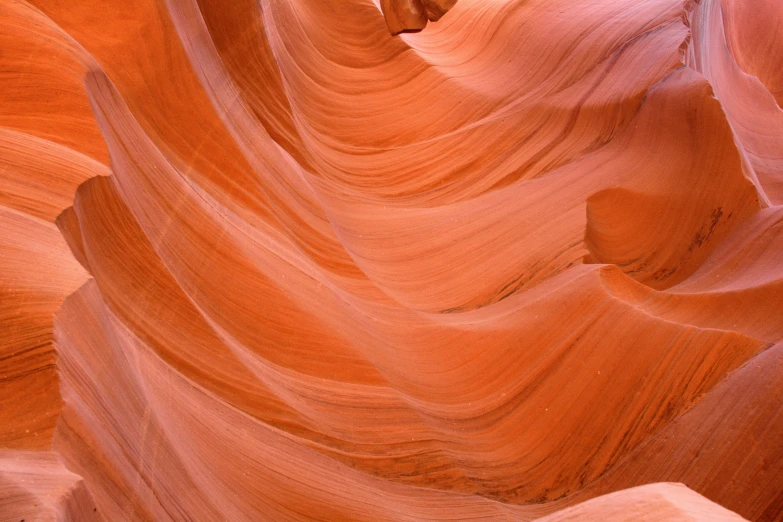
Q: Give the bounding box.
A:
[534,483,748,522]
[0,0,782,520]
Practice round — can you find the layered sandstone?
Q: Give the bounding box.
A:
[1,0,781,520]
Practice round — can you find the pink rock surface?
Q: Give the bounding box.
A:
[0,450,99,521]
[535,483,747,521]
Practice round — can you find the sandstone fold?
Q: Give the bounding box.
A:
[1,0,782,520]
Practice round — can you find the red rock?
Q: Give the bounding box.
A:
[419,0,458,22]
[381,0,429,35]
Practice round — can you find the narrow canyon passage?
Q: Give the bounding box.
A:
[1,0,782,520]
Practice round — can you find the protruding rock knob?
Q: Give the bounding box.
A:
[380,0,429,36]
[419,0,458,21]
[380,0,457,35]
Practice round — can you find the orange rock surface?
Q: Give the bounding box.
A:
[1,0,781,520]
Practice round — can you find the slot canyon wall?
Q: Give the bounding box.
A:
[1,0,782,520]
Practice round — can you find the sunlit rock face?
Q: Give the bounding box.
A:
[1,0,782,520]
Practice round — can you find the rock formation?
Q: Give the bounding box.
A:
[1,0,781,519]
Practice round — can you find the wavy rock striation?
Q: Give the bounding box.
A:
[1,0,781,520]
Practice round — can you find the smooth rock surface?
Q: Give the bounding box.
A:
[1,0,782,520]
